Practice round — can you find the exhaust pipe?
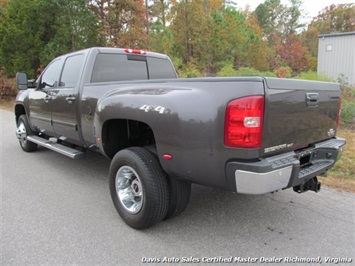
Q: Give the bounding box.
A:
[293,177,321,193]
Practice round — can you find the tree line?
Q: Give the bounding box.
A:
[0,0,354,78]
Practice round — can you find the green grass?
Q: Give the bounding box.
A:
[319,130,355,192]
[295,71,334,82]
[329,130,355,178]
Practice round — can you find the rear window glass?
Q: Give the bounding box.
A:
[91,54,147,83]
[147,57,177,79]
[90,53,176,83]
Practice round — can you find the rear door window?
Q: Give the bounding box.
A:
[60,54,85,87]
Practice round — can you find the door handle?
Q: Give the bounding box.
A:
[66,96,76,103]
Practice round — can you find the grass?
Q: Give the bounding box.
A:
[319,129,355,193]
[295,71,334,82]
[1,99,354,192]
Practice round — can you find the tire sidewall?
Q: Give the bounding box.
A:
[17,115,36,152]
[109,148,168,229]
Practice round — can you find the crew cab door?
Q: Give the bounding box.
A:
[51,53,85,144]
[28,59,62,136]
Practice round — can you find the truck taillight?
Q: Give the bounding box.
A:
[224,95,264,148]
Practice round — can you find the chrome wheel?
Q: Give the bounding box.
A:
[16,115,37,152]
[17,121,27,148]
[109,147,169,229]
[115,166,143,214]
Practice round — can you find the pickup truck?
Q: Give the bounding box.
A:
[15,47,346,229]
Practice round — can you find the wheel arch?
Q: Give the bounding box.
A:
[101,118,156,159]
[14,104,26,124]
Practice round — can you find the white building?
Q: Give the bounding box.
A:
[317,32,355,85]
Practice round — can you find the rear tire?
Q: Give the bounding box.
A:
[164,178,191,220]
[109,147,169,229]
[16,115,37,152]
[143,145,191,220]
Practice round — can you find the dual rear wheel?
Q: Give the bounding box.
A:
[109,147,191,229]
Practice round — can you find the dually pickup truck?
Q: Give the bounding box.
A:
[15,47,346,229]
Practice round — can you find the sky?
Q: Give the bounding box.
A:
[234,0,355,23]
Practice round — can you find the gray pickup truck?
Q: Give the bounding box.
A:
[15,47,346,229]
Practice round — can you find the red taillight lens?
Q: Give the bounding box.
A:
[224,95,264,148]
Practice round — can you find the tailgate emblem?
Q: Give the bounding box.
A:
[265,143,294,153]
[327,128,335,137]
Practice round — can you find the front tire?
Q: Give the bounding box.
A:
[109,147,169,229]
[16,115,37,152]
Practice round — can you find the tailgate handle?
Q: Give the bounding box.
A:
[66,96,76,103]
[306,93,319,106]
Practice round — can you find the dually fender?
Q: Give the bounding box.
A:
[93,86,224,181]
[94,81,263,188]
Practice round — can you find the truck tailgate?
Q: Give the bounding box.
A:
[262,78,341,156]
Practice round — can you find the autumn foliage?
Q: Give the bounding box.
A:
[0,0,354,78]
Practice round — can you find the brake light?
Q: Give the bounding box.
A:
[124,49,147,55]
[224,96,264,148]
[336,98,342,130]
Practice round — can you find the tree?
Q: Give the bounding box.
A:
[0,0,57,76]
[254,0,286,37]
[147,0,174,53]
[300,26,320,57]
[254,0,305,39]
[40,0,103,65]
[300,3,355,63]
[148,0,172,28]
[309,4,355,34]
[169,0,211,67]
[282,0,305,37]
[149,26,174,56]
[0,0,102,76]
[209,7,247,69]
[278,33,306,73]
[89,0,148,48]
[244,17,269,71]
[0,0,8,15]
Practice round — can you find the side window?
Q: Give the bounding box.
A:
[60,54,85,87]
[41,59,62,89]
[91,54,148,83]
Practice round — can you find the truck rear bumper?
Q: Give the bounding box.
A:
[226,137,346,195]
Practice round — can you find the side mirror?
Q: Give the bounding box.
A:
[16,72,28,90]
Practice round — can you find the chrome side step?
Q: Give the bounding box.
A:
[27,135,85,159]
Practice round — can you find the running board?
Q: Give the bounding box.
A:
[27,135,85,159]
